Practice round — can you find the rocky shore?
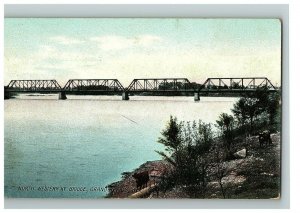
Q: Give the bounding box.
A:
[106,160,170,198]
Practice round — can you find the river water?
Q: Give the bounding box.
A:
[4,94,237,198]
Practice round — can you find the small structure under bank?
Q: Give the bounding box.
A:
[106,160,170,198]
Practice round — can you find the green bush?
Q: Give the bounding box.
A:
[156,117,214,197]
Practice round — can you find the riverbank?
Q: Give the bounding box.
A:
[106,132,281,199]
[106,160,171,198]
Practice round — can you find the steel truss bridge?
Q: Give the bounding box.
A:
[4,77,278,100]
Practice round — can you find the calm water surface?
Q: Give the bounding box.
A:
[4,94,237,198]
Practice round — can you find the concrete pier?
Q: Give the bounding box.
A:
[4,90,11,100]
[122,92,129,100]
[194,92,200,101]
[59,91,67,100]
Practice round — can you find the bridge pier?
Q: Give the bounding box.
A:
[194,92,200,102]
[4,90,11,100]
[59,91,67,100]
[122,91,129,100]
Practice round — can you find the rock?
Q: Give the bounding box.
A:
[260,172,274,176]
[207,181,219,188]
[221,175,246,186]
[233,148,247,159]
[255,157,264,162]
[211,193,217,198]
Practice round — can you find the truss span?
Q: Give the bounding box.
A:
[63,79,124,92]
[199,77,277,92]
[125,78,193,92]
[6,80,62,92]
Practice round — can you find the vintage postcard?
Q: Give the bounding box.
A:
[4,18,281,199]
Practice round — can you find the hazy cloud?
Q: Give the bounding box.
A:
[50,36,85,45]
[90,35,163,50]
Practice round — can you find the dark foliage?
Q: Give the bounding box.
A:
[155,87,281,198]
[156,117,214,197]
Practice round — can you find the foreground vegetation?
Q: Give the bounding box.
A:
[155,87,281,198]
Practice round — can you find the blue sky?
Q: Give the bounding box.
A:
[4,18,281,86]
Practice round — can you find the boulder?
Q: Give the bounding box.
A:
[233,148,247,159]
[221,174,246,185]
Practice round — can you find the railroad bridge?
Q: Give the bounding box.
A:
[4,77,278,101]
